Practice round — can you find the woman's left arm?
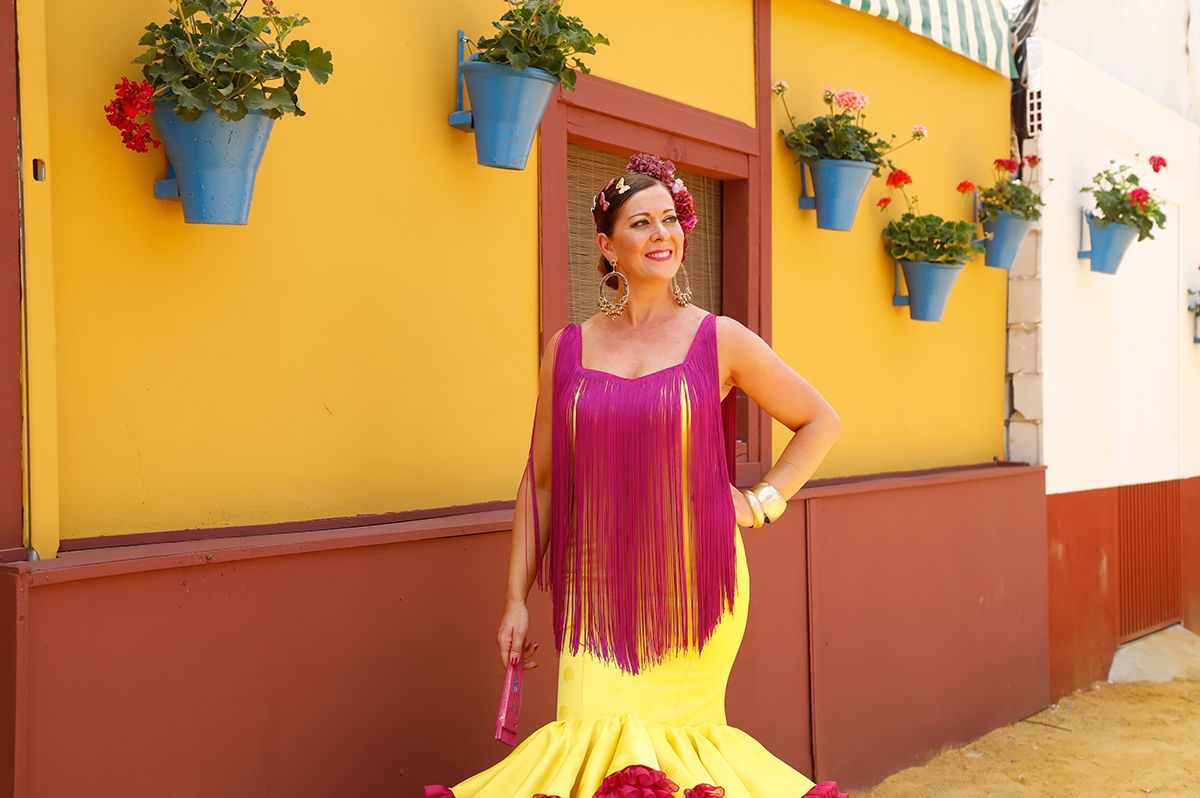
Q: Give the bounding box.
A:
[718,316,843,504]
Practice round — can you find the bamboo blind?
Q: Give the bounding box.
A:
[565,144,723,324]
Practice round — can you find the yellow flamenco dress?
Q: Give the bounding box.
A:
[425,314,834,798]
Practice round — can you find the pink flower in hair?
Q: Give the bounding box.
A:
[626,153,677,184]
[671,178,685,194]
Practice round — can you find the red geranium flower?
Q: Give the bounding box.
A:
[103,77,160,153]
[876,196,892,209]
[994,158,1020,173]
[956,180,976,194]
[1150,154,1167,173]
[803,781,849,798]
[1024,155,1041,168]
[1128,187,1151,209]
[886,169,912,188]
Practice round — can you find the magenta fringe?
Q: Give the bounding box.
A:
[526,313,736,674]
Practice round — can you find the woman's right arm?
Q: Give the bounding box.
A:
[497,327,561,670]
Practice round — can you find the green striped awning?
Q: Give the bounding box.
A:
[831,0,1018,78]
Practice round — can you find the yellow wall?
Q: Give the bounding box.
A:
[770,0,1010,476]
[21,0,757,552]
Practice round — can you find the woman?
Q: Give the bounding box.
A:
[426,154,845,798]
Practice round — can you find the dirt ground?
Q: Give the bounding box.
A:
[860,679,1200,798]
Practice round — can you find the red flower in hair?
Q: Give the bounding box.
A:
[1150,154,1167,173]
[993,158,1019,174]
[593,765,678,798]
[956,180,976,194]
[685,785,725,798]
[886,169,912,188]
[103,77,161,153]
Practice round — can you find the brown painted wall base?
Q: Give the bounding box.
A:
[807,466,1049,791]
[1048,477,1198,701]
[0,465,1055,796]
[1181,478,1200,635]
[1047,487,1120,701]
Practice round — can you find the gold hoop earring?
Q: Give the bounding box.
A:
[670,263,693,307]
[597,261,629,317]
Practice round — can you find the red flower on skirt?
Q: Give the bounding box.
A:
[593,765,679,798]
[684,784,726,797]
[803,780,850,798]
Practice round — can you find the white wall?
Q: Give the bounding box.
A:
[1035,38,1200,495]
[1035,0,1200,125]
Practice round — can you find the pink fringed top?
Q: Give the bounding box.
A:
[526,312,737,675]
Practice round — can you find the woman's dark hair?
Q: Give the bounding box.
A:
[591,173,672,277]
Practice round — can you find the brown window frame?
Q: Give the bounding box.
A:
[537,71,773,487]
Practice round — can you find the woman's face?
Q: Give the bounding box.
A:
[597,184,684,283]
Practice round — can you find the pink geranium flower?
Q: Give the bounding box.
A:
[834,89,868,111]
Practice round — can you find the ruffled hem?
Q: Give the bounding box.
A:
[423,712,834,798]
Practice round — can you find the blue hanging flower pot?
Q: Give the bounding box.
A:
[797,159,877,231]
[1081,214,1138,275]
[981,210,1034,269]
[152,103,274,225]
[460,58,559,170]
[894,259,965,322]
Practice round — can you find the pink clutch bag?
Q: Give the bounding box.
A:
[494,657,524,746]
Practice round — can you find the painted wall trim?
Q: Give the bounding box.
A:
[0,0,22,556]
[14,0,60,560]
[24,464,1037,588]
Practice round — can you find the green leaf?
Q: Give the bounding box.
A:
[302,46,333,84]
[242,86,270,109]
[229,48,259,73]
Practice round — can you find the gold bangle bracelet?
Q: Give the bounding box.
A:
[751,481,788,523]
[741,488,766,528]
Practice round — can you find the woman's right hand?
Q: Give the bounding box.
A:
[498,599,539,671]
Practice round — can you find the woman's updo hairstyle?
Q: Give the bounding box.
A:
[591,153,699,278]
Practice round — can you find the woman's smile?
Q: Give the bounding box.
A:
[644,248,674,262]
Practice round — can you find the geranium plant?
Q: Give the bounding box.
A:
[880,170,985,263]
[1080,155,1168,242]
[773,83,925,174]
[976,155,1047,223]
[468,0,609,91]
[104,0,333,150]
